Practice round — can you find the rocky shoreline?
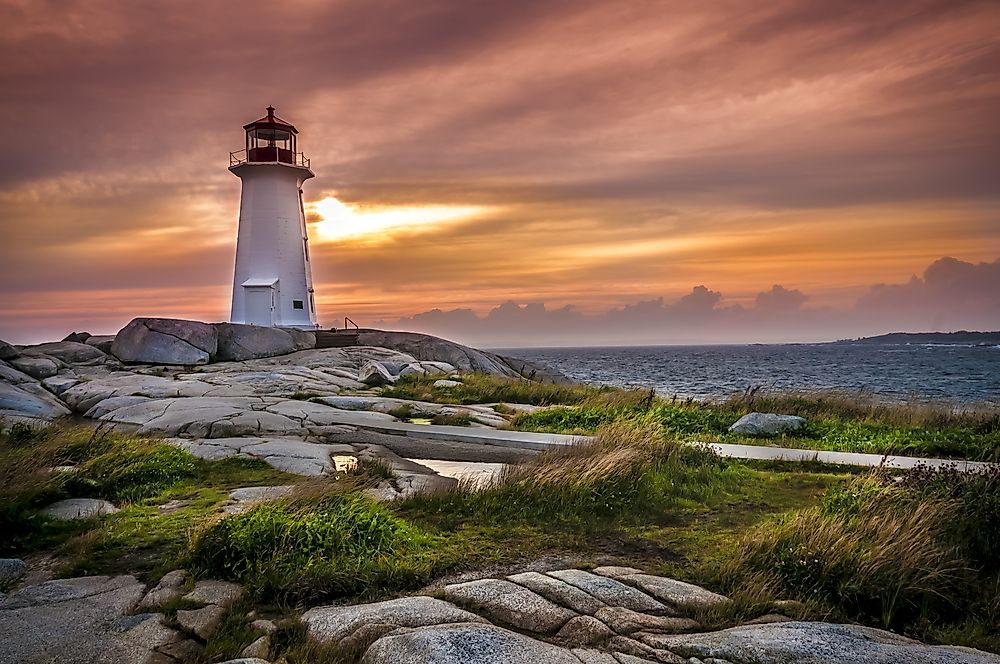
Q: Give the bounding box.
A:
[2,318,999,663]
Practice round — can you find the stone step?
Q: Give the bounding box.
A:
[315,331,360,348]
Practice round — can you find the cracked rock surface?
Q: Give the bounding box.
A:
[300,566,1000,664]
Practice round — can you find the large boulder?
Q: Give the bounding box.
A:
[213,323,312,361]
[8,355,61,379]
[729,412,806,437]
[22,341,107,365]
[111,318,218,365]
[354,330,569,382]
[85,335,116,354]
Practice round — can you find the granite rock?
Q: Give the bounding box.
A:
[440,578,577,634]
[728,412,806,437]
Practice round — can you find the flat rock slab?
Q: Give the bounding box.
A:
[546,569,666,613]
[0,575,181,663]
[304,596,487,648]
[593,567,729,610]
[645,621,1000,664]
[507,571,608,615]
[441,578,577,634]
[40,498,119,520]
[168,436,356,476]
[362,622,583,664]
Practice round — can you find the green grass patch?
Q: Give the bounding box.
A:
[511,390,1000,461]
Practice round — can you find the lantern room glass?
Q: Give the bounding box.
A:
[246,127,297,164]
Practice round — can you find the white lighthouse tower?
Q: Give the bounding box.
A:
[229,106,319,329]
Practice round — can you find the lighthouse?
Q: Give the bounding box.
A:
[229,106,319,329]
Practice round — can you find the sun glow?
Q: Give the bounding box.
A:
[309,197,493,242]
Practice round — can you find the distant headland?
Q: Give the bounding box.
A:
[833,330,1000,345]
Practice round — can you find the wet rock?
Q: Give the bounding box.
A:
[41,498,119,520]
[728,412,805,437]
[304,596,487,647]
[362,622,583,664]
[644,621,1000,664]
[183,580,242,607]
[508,571,608,615]
[441,578,577,634]
[546,569,666,613]
[112,318,218,365]
[593,567,729,611]
[177,604,226,639]
[596,606,700,635]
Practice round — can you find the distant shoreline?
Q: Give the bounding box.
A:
[832,331,1000,346]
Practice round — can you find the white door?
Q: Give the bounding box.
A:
[244,287,274,326]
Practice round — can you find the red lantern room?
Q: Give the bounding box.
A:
[235,106,308,167]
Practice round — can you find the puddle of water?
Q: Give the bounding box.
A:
[332,455,359,472]
[407,458,507,487]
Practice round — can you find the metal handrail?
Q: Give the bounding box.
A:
[229,149,310,168]
[344,316,359,331]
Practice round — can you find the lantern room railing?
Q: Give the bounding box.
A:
[230,148,310,168]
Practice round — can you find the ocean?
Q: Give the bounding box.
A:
[498,343,1000,405]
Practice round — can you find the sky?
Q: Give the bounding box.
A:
[1,0,998,346]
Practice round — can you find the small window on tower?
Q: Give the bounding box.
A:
[293,300,304,310]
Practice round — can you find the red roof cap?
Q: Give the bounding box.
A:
[243,106,298,134]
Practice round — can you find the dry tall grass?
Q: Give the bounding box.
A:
[725,494,970,628]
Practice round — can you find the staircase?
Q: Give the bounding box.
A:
[315,330,360,349]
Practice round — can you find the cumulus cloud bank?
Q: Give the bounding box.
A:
[381,257,1000,346]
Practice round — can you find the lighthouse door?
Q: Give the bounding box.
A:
[244,286,275,326]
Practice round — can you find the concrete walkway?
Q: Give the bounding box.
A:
[355,420,996,472]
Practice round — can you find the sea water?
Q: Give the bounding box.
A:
[498,343,1000,404]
